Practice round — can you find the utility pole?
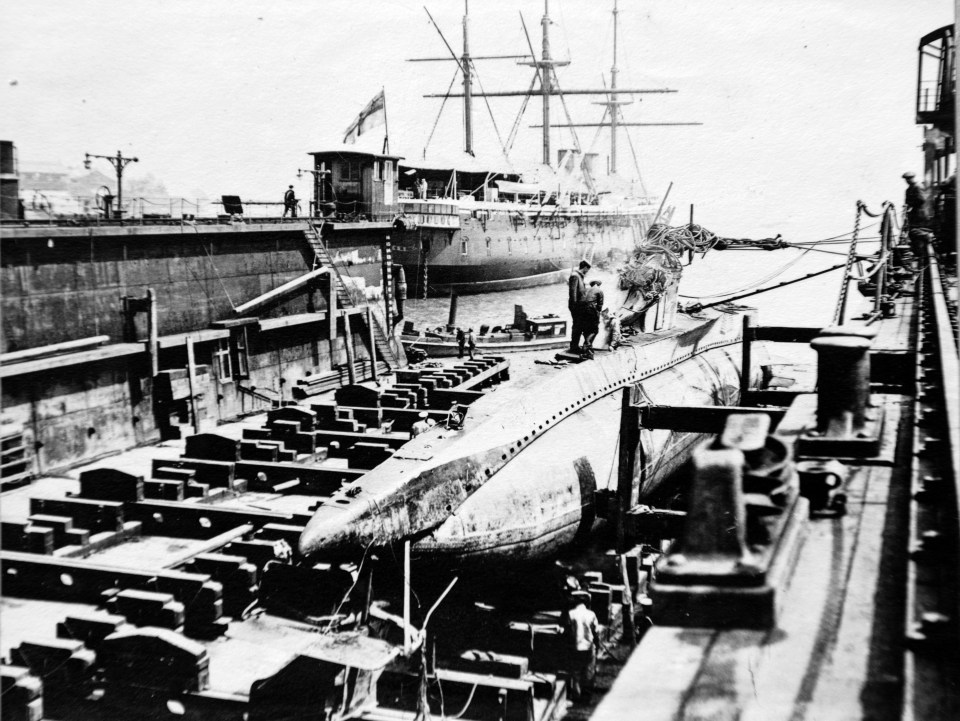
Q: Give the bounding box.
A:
[84,150,138,219]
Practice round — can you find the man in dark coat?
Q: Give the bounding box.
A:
[283,185,297,218]
[568,259,591,354]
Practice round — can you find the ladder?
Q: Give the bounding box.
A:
[303,226,402,371]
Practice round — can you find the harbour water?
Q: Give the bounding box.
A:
[404,233,880,335]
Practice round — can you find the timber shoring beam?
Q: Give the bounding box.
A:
[1,550,217,606]
[638,405,788,434]
[751,326,823,343]
[126,500,310,538]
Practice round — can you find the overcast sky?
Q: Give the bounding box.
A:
[1,0,952,239]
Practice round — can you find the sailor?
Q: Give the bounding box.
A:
[410,411,434,438]
[567,259,591,354]
[466,328,477,360]
[456,328,466,358]
[566,594,601,701]
[283,185,298,218]
[902,172,929,229]
[419,178,428,200]
[581,279,604,359]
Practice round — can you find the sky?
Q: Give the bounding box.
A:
[1,0,953,240]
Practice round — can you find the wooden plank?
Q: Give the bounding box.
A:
[232,267,330,316]
[638,404,787,433]
[752,326,823,343]
[0,335,110,364]
[0,343,144,379]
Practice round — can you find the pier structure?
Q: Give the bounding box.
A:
[594,238,959,720]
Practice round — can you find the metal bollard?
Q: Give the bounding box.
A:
[795,324,886,456]
[650,413,806,629]
[681,447,748,560]
[810,324,876,435]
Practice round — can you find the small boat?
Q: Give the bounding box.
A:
[400,305,570,358]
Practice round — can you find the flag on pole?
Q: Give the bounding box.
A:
[343,90,386,145]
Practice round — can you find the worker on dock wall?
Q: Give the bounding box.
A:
[283,185,298,218]
[568,259,591,355]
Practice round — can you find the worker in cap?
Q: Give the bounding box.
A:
[567,259,591,354]
[410,411,434,438]
[902,170,930,232]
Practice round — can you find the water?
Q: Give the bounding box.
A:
[403,240,879,334]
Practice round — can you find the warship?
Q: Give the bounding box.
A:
[382,0,695,295]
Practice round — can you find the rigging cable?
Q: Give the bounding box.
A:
[423,67,460,159]
[469,61,509,159]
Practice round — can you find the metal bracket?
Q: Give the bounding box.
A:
[796,458,849,515]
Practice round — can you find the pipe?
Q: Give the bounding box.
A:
[343,313,357,385]
[448,291,459,327]
[148,288,159,377]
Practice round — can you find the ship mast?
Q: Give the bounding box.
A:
[421,1,685,169]
[610,0,619,173]
[414,1,531,157]
[539,1,554,165]
[462,1,473,155]
[528,1,700,175]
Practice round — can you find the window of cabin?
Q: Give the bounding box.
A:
[460,238,469,256]
[373,161,382,181]
[231,327,250,380]
[215,338,232,383]
[341,161,360,182]
[485,237,492,256]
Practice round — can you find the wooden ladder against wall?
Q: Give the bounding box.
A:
[302,226,402,371]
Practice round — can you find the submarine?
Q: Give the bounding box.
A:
[298,237,758,563]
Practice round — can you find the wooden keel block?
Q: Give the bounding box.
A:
[78,467,144,503]
[0,665,44,721]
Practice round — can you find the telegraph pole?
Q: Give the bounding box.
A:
[84,150,138,219]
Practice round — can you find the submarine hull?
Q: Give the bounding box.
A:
[299,309,752,563]
[416,346,744,563]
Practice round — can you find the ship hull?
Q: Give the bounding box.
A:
[299,308,752,564]
[392,199,659,295]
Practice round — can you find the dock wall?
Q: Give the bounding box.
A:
[1,223,390,473]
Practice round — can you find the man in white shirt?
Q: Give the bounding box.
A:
[567,595,601,700]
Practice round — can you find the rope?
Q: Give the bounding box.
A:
[832,202,865,325]
[506,73,539,153]
[200,235,235,309]
[469,62,508,158]
[423,68,460,159]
